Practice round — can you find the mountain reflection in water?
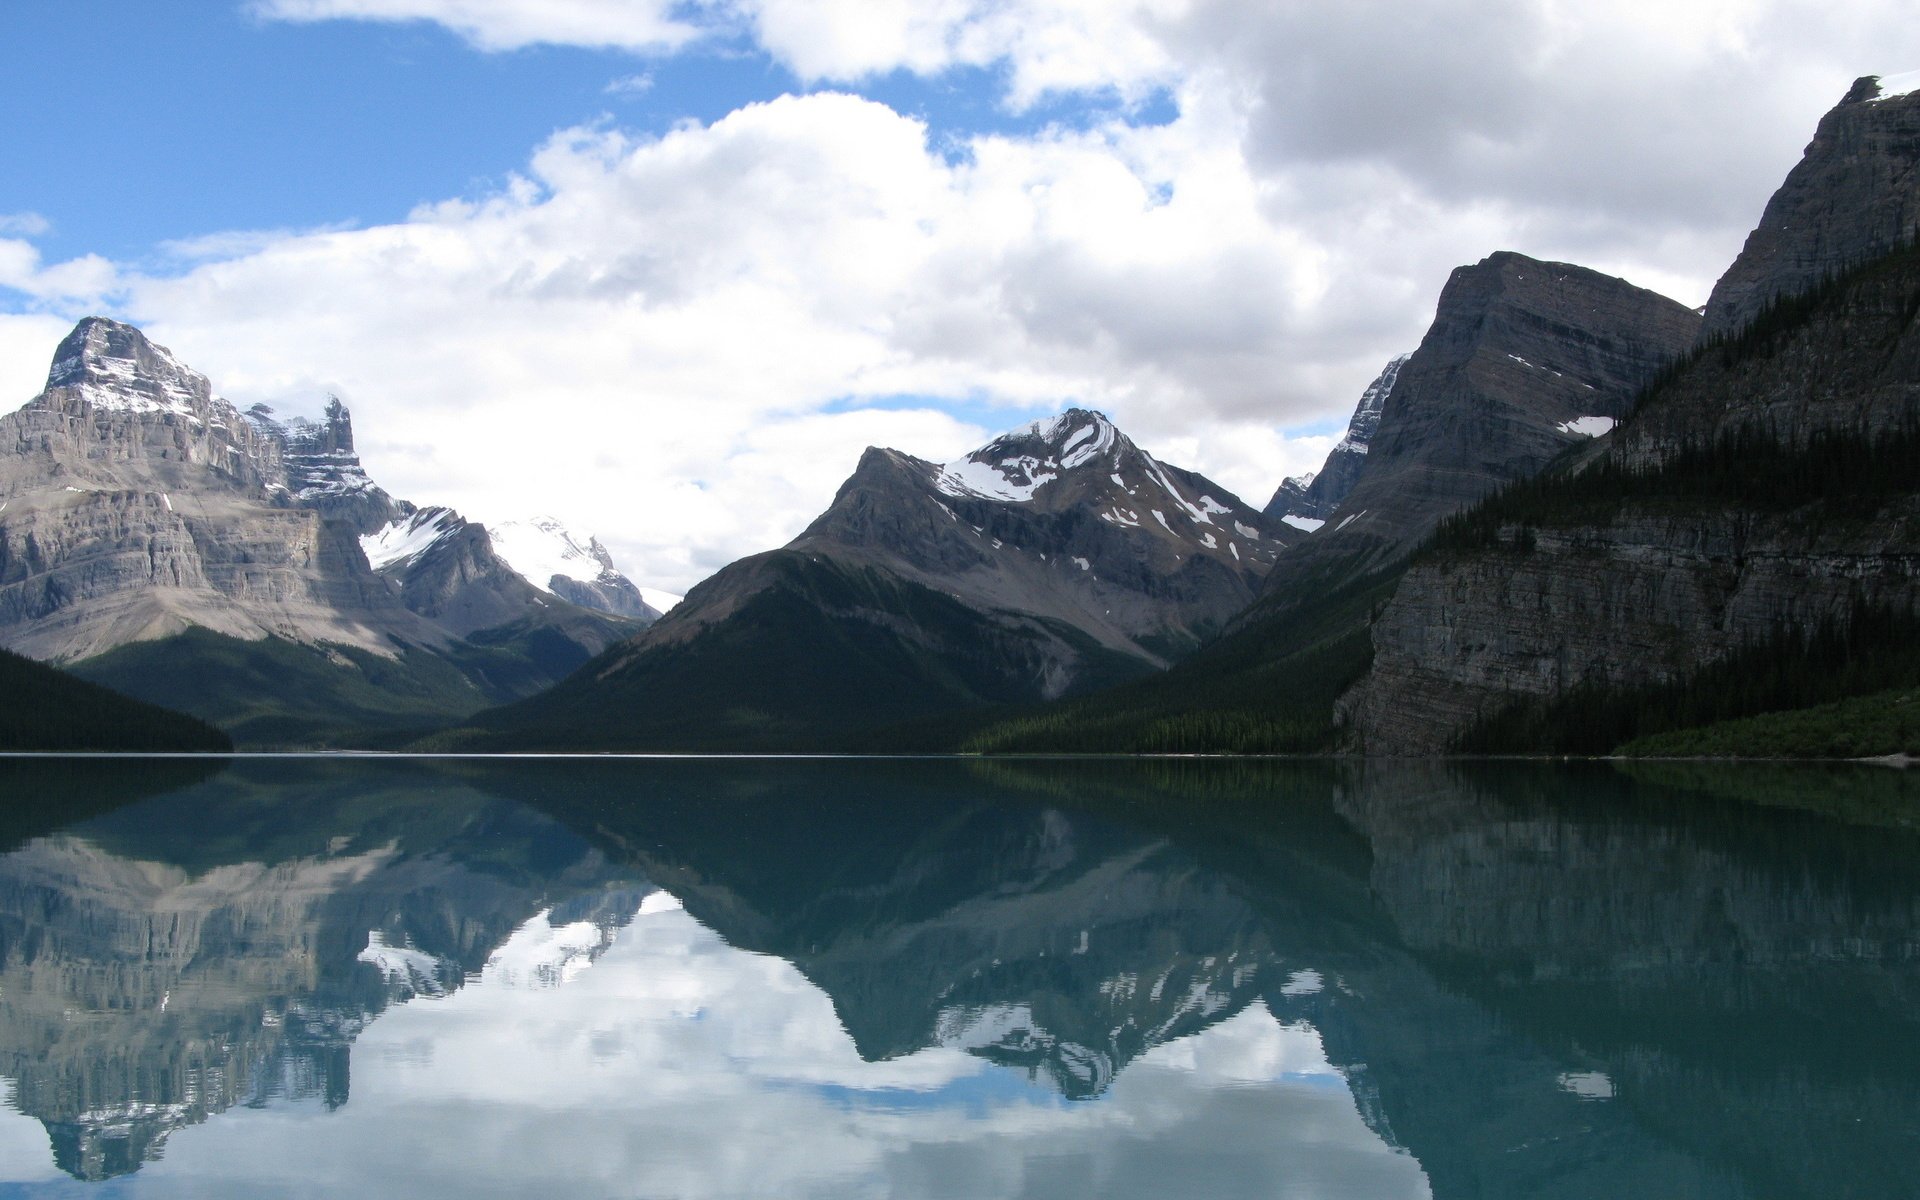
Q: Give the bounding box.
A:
[0,757,1913,1198]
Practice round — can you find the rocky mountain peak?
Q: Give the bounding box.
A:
[1255,252,1698,584]
[476,516,661,622]
[1342,354,1406,447]
[1697,74,1920,341]
[1265,353,1412,526]
[932,409,1126,503]
[42,317,215,419]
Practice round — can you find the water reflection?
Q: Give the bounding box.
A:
[0,757,1913,1197]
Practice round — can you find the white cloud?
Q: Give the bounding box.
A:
[0,213,51,238]
[44,0,1919,591]
[115,91,1370,589]
[732,0,1187,108]
[0,239,122,307]
[249,0,698,52]
[604,71,655,96]
[0,314,80,409]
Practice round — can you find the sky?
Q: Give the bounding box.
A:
[2,2,1917,593]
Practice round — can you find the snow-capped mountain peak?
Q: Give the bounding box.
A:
[489,517,620,592]
[488,516,663,621]
[42,317,217,421]
[934,409,1126,503]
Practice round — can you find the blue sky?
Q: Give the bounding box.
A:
[2,3,1167,265]
[1,2,1915,590]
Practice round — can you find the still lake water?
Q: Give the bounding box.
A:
[0,756,1913,1198]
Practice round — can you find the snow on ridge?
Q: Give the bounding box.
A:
[936,456,1057,502]
[489,516,614,592]
[932,411,1122,504]
[1557,415,1616,438]
[361,508,461,571]
[1870,70,1920,100]
[357,931,453,997]
[1281,515,1325,533]
[46,325,214,422]
[639,587,683,613]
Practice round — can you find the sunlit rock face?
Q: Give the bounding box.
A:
[0,320,646,741]
[0,319,424,662]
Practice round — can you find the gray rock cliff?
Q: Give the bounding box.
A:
[1263,353,1408,526]
[1342,235,1920,753]
[1257,252,1700,592]
[1698,75,1920,341]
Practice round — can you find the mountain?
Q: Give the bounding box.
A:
[485,516,663,620]
[1255,252,1701,586]
[0,646,230,753]
[1340,78,1920,754]
[439,409,1294,750]
[963,253,1699,753]
[1263,353,1409,529]
[0,318,642,747]
[242,395,396,533]
[1698,73,1920,342]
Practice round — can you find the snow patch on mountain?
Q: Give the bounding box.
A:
[1557,416,1616,438]
[46,324,210,421]
[489,517,620,591]
[1869,70,1920,101]
[936,456,1058,502]
[639,587,683,613]
[934,410,1119,503]
[361,508,461,571]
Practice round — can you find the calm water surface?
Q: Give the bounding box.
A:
[0,756,1913,1198]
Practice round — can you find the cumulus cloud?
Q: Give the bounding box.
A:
[0,239,123,309]
[70,0,1920,590]
[119,91,1361,588]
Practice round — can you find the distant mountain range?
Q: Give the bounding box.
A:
[440,409,1294,750]
[0,320,664,747]
[2,74,1916,755]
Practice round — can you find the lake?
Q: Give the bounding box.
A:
[0,756,1913,1198]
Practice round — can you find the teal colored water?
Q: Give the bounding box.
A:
[0,757,1913,1198]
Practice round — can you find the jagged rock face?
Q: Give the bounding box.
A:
[1341,503,1920,752]
[1263,354,1408,528]
[358,506,632,652]
[1698,75,1920,342]
[1261,253,1699,586]
[0,320,430,662]
[787,409,1289,658]
[244,396,399,534]
[487,517,661,621]
[648,410,1288,666]
[0,319,640,719]
[1341,242,1920,753]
